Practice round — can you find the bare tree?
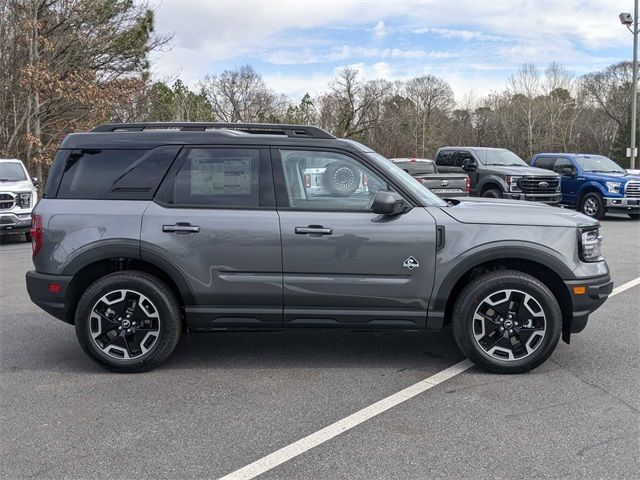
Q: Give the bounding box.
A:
[200,65,280,122]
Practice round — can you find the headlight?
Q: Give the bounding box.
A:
[506,176,522,192]
[18,192,31,208]
[605,181,621,194]
[579,228,603,262]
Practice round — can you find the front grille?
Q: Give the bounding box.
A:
[0,193,15,210]
[625,181,640,198]
[518,176,560,193]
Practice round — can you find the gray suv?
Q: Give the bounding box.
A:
[435,147,562,204]
[26,123,612,374]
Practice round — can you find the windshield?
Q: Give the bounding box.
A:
[475,149,528,167]
[366,153,447,206]
[575,155,626,173]
[0,162,27,182]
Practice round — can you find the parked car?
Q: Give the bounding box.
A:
[0,158,38,241]
[389,158,469,198]
[435,147,561,204]
[531,153,640,220]
[26,122,612,374]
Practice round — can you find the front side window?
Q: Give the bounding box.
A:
[278,150,391,211]
[454,151,474,167]
[173,148,261,207]
[553,158,574,175]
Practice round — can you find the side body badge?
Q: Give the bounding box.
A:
[403,256,420,270]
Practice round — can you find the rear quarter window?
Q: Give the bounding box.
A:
[56,147,180,200]
[534,157,556,171]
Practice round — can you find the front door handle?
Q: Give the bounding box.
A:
[162,223,200,233]
[295,226,333,235]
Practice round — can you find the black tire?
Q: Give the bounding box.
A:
[580,192,605,219]
[452,270,561,374]
[323,162,360,196]
[482,188,501,199]
[75,271,181,373]
[628,213,640,220]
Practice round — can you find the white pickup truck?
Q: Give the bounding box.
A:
[0,159,38,241]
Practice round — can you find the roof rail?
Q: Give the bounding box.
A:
[92,122,335,139]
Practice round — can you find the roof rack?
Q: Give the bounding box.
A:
[92,122,335,139]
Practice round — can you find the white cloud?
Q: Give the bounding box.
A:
[373,20,386,37]
[146,0,630,97]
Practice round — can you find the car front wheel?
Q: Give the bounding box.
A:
[580,192,605,219]
[452,270,561,374]
[482,188,501,198]
[75,271,182,373]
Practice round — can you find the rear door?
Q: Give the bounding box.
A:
[273,147,437,329]
[141,146,282,328]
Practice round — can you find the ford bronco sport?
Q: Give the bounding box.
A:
[26,123,612,373]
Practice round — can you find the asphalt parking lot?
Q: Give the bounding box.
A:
[1,215,638,479]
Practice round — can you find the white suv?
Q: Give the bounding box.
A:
[0,159,38,241]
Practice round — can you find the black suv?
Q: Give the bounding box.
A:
[26,123,611,373]
[435,147,562,204]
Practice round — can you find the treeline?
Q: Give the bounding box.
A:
[1,0,638,189]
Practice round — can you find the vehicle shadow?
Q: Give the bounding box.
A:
[162,326,464,372]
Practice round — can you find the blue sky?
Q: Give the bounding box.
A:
[149,0,633,102]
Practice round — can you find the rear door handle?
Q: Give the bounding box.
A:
[162,223,200,233]
[295,226,333,235]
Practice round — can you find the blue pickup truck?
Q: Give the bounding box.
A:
[531,153,640,220]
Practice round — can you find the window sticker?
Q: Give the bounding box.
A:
[190,157,252,196]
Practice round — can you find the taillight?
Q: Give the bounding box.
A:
[31,214,43,257]
[304,174,311,188]
[465,177,471,193]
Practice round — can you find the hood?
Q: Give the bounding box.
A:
[485,165,559,176]
[582,171,640,183]
[441,197,597,228]
[0,179,35,193]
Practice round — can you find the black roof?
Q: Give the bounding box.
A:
[59,122,350,150]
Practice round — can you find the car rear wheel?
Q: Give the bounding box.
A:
[75,271,181,373]
[452,270,561,374]
[482,188,501,198]
[580,192,605,219]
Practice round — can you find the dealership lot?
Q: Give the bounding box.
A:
[1,215,638,479]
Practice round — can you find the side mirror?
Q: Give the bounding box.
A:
[371,191,411,216]
[560,167,575,176]
[461,159,476,172]
[31,177,39,187]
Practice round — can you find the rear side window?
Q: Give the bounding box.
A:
[56,147,180,200]
[534,157,555,171]
[171,148,262,207]
[436,150,453,166]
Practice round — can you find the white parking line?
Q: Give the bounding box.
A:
[219,275,640,480]
[218,359,473,480]
[611,277,640,297]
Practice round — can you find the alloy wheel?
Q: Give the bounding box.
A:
[472,289,547,361]
[583,197,599,216]
[89,289,161,360]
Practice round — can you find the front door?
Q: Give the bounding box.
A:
[273,148,437,328]
[141,146,282,328]
[553,157,579,205]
